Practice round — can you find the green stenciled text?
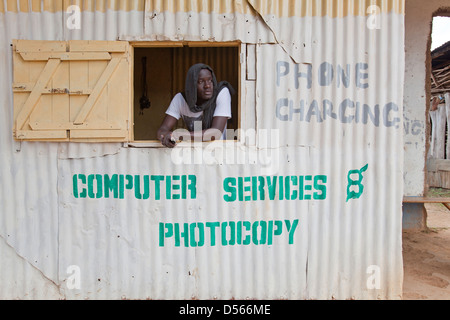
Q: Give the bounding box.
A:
[159,220,299,247]
[223,175,327,202]
[72,174,197,200]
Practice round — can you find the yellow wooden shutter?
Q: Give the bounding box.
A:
[12,40,132,142]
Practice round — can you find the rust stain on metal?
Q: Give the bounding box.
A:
[50,88,69,94]
[69,90,84,95]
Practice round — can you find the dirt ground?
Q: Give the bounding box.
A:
[402,190,450,300]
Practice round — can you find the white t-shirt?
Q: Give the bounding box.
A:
[165,88,232,140]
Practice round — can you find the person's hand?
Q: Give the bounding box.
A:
[160,132,177,148]
[171,130,184,142]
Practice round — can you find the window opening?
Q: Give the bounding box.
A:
[132,43,240,142]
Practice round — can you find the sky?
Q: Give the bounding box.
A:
[431,16,450,51]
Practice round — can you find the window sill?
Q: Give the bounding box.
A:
[124,140,240,148]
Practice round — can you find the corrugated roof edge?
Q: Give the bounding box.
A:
[0,0,404,17]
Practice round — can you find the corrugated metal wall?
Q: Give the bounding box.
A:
[0,0,404,299]
[0,0,146,300]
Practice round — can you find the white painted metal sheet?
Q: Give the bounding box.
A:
[143,0,276,44]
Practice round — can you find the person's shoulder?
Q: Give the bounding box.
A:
[219,86,231,94]
[173,92,185,101]
[169,92,192,116]
[170,92,188,106]
[167,92,187,116]
[217,87,231,99]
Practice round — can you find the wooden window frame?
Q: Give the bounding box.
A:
[126,40,243,148]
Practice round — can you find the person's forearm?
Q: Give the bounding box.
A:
[158,127,177,147]
[157,126,171,141]
[189,128,222,141]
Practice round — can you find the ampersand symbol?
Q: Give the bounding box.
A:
[346,164,368,202]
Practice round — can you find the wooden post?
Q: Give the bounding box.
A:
[429,103,446,159]
[446,93,450,159]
